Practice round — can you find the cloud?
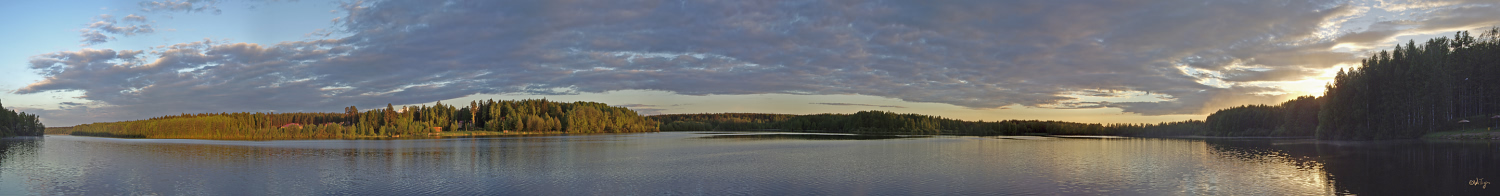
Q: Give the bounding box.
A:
[614,104,664,115]
[87,16,154,36]
[1374,0,1495,12]
[78,30,111,46]
[139,0,221,14]
[122,14,148,22]
[1334,1,1500,49]
[1221,68,1324,82]
[810,103,907,109]
[631,108,667,116]
[79,0,240,46]
[1047,101,1111,109]
[1103,85,1295,115]
[22,0,1500,125]
[78,14,155,46]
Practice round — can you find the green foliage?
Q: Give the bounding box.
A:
[0,99,46,137]
[65,99,657,140]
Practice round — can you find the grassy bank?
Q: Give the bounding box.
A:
[1421,128,1500,140]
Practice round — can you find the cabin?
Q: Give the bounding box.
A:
[280,123,303,129]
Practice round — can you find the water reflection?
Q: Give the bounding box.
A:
[0,133,1496,195]
[695,133,928,140]
[0,137,42,194]
[1205,139,1500,195]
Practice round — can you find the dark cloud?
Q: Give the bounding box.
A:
[1335,1,1500,48]
[1337,29,1402,46]
[810,103,906,109]
[23,0,1500,125]
[1409,3,1500,31]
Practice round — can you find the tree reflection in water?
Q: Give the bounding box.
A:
[1,134,1497,195]
[1205,139,1500,195]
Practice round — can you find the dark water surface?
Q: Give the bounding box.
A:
[1,132,1497,195]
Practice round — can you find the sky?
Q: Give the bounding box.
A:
[3,0,1499,127]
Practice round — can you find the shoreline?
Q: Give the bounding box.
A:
[49,129,1500,141]
[53,131,658,141]
[1422,129,1500,140]
[1160,135,1314,139]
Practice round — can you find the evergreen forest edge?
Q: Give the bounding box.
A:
[0,100,45,137]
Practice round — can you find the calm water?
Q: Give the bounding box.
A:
[1,132,1497,195]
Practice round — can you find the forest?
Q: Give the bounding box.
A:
[1202,96,1323,137]
[64,99,657,140]
[0,100,45,137]
[651,111,1206,136]
[1316,29,1500,140]
[1199,29,1500,140]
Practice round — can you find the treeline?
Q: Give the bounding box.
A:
[0,100,45,137]
[67,99,657,140]
[1318,29,1500,140]
[461,99,658,133]
[651,110,1207,136]
[1203,96,1322,137]
[1200,29,1500,140]
[653,113,796,131]
[1106,120,1208,137]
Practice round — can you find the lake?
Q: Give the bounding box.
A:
[2,132,1497,195]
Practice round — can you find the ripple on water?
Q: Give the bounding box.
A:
[694,133,927,140]
[5,134,1495,195]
